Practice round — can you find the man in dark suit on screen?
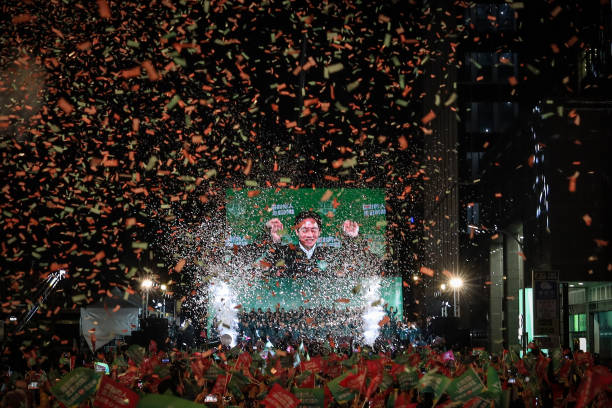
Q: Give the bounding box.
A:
[261,210,361,278]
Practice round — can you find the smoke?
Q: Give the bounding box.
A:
[209,280,239,347]
[361,276,385,346]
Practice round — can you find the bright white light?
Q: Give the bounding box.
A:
[9,316,17,322]
[440,283,447,291]
[157,302,162,307]
[160,284,167,291]
[141,279,153,289]
[578,282,584,286]
[449,277,463,289]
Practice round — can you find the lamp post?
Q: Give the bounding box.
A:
[141,278,153,318]
[449,277,463,318]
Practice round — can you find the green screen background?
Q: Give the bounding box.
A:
[216,188,403,321]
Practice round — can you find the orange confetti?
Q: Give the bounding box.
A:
[419,266,434,277]
[247,190,260,198]
[175,259,186,272]
[568,171,579,192]
[421,110,436,124]
[508,76,518,86]
[97,0,111,19]
[121,66,141,79]
[58,98,74,115]
[398,135,408,150]
[582,214,592,227]
[378,315,390,327]
[335,298,351,303]
[12,14,34,24]
[113,305,121,312]
[142,61,160,81]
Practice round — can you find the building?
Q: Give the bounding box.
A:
[453,1,611,355]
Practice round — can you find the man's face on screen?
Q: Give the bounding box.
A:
[296,218,320,250]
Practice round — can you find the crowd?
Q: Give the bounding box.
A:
[206,306,424,350]
[2,332,612,407]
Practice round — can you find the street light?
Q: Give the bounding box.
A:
[449,277,464,318]
[141,278,153,318]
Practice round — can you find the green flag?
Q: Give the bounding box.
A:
[227,370,251,400]
[50,367,100,407]
[293,387,325,408]
[379,372,394,391]
[204,363,227,381]
[484,365,502,407]
[417,370,451,405]
[445,367,486,404]
[397,367,419,391]
[341,352,360,368]
[326,370,358,404]
[126,344,145,365]
[137,394,205,408]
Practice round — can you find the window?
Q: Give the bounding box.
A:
[464,52,519,84]
[467,202,480,227]
[465,4,516,33]
[466,151,485,179]
[570,314,586,332]
[465,102,519,134]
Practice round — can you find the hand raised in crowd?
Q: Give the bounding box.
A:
[265,218,284,243]
[342,220,360,238]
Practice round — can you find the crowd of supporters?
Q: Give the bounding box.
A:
[207,306,425,350]
[2,335,612,407]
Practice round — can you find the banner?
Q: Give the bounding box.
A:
[51,368,101,407]
[136,395,205,408]
[326,370,358,404]
[445,367,486,403]
[262,383,301,408]
[533,270,560,346]
[397,368,419,391]
[293,387,325,408]
[94,375,139,408]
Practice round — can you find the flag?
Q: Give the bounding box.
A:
[297,371,315,388]
[93,375,139,408]
[204,363,227,381]
[235,352,252,371]
[575,365,612,408]
[338,370,366,393]
[227,370,251,400]
[326,371,358,404]
[445,366,486,404]
[365,373,383,400]
[393,391,417,408]
[125,345,145,366]
[396,367,419,391]
[262,383,300,408]
[292,387,324,408]
[136,394,205,408]
[417,370,451,405]
[301,356,324,374]
[51,368,101,408]
[211,374,228,395]
[483,365,502,407]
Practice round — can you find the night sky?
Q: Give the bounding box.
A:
[1,0,608,339]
